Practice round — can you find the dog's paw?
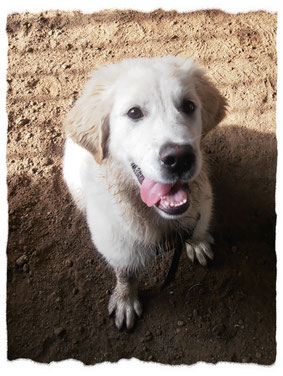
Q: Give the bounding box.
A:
[108,286,142,330]
[185,234,214,266]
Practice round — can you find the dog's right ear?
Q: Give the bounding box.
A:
[64,71,112,164]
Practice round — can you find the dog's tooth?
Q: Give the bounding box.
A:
[164,200,169,208]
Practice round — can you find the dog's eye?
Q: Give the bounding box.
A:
[181,100,196,115]
[127,107,144,120]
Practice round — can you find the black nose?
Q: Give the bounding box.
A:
[159,143,196,176]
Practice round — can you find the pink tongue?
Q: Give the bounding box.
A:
[140,177,174,207]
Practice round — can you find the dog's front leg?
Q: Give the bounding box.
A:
[108,270,142,330]
[186,230,214,266]
[186,192,214,266]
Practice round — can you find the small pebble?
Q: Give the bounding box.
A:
[62,64,71,70]
[54,327,66,338]
[145,331,153,339]
[43,157,54,166]
[16,254,28,267]
[65,259,73,267]
[141,331,153,342]
[50,40,57,49]
[23,264,30,273]
[20,118,30,126]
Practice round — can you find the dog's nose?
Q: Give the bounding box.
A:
[159,143,196,176]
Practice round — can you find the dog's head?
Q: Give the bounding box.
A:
[64,57,227,219]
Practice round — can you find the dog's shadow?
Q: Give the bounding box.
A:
[203,124,276,245]
[139,124,277,320]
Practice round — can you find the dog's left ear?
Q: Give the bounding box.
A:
[194,70,227,136]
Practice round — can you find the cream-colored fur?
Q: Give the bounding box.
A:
[63,56,226,330]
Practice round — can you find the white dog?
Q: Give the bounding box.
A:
[63,56,226,329]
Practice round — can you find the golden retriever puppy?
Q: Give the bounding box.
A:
[63,56,226,329]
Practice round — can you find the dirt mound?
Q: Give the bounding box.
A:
[6,9,277,364]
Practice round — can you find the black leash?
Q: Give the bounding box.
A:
[159,212,201,291]
[160,235,184,291]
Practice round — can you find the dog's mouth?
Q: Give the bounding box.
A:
[131,163,190,216]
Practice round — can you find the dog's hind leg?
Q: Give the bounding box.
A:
[108,270,142,330]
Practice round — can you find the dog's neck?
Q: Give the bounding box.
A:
[101,157,200,247]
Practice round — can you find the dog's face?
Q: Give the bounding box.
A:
[109,61,203,218]
[65,57,226,219]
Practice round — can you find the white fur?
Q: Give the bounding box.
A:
[63,56,226,329]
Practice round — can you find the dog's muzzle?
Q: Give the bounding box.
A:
[131,163,190,216]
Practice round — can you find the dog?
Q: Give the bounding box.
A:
[63,56,226,329]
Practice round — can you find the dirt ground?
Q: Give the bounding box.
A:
[6,9,277,365]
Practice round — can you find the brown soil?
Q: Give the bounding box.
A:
[6,9,277,365]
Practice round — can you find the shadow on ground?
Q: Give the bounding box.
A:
[7,123,276,364]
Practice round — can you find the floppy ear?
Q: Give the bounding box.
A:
[194,70,227,136]
[64,72,111,164]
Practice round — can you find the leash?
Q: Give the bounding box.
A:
[159,212,201,291]
[160,235,184,291]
